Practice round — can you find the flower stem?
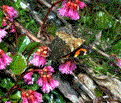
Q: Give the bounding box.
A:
[38,0,64,35]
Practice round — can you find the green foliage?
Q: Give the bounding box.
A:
[0,9,4,27]
[87,30,101,45]
[16,9,39,34]
[0,78,14,90]
[0,42,8,52]
[13,0,22,10]
[24,42,41,56]
[0,89,4,97]
[95,11,111,29]
[78,0,121,77]
[10,91,21,101]
[0,0,13,6]
[111,40,121,54]
[47,22,58,35]
[0,0,120,102]
[43,90,67,103]
[16,35,30,53]
[9,53,27,75]
[23,83,39,91]
[95,66,107,75]
[94,88,103,97]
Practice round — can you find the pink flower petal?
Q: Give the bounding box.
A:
[59,61,77,74]
[118,59,121,67]
[78,1,85,9]
[0,29,7,42]
[36,77,43,87]
[49,79,59,90]
[42,81,52,93]
[0,49,12,70]
[29,53,46,67]
[23,72,33,84]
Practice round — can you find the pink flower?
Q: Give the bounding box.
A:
[58,0,68,17]
[36,65,58,93]
[21,97,28,103]
[42,81,52,93]
[21,90,43,103]
[59,61,77,74]
[36,77,43,87]
[58,7,67,17]
[0,29,7,42]
[37,46,49,57]
[29,46,49,67]
[30,46,49,67]
[48,75,59,89]
[67,7,80,20]
[5,101,11,103]
[37,74,59,93]
[0,58,6,69]
[10,25,16,33]
[10,28,16,33]
[41,75,52,93]
[0,49,12,70]
[43,66,54,75]
[2,5,18,22]
[29,54,46,67]
[23,72,33,84]
[58,0,85,20]
[76,0,85,9]
[32,91,43,103]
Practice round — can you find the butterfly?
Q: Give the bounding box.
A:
[49,27,90,60]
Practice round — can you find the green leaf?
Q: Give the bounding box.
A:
[112,40,121,54]
[0,42,8,52]
[43,90,66,103]
[47,23,57,34]
[24,83,39,91]
[25,42,41,55]
[16,35,30,53]
[95,11,111,29]
[14,0,22,10]
[94,88,103,97]
[0,78,14,90]
[10,53,27,75]
[10,91,21,100]
[2,98,9,103]
[95,66,103,70]
[0,89,4,97]
[0,9,4,27]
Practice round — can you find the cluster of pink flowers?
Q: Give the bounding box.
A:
[36,66,59,93]
[21,90,43,103]
[58,0,85,20]
[0,29,7,42]
[29,46,49,67]
[59,60,77,74]
[2,5,18,22]
[24,46,59,93]
[2,5,17,33]
[24,66,59,93]
[0,49,12,70]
